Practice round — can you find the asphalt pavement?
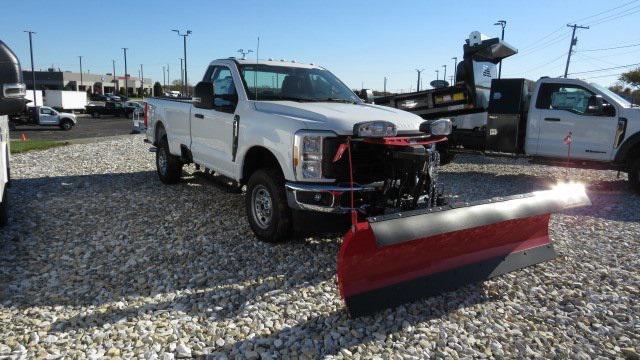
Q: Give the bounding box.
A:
[10,116,136,142]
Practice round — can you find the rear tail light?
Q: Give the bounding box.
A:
[143,103,149,127]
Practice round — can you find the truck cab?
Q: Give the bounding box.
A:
[523,78,638,163]
[12,105,77,130]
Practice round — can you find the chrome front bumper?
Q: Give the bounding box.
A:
[285,182,380,213]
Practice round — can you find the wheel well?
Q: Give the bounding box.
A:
[241,146,282,184]
[155,122,166,145]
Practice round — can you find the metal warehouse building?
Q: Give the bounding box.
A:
[22,69,153,96]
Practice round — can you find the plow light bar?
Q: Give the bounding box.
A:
[419,119,453,136]
[353,121,397,138]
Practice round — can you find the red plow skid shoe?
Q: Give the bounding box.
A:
[337,184,591,317]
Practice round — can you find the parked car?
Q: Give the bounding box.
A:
[86,101,134,118]
[104,93,122,102]
[90,93,109,101]
[10,106,76,130]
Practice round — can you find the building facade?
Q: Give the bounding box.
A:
[23,69,153,96]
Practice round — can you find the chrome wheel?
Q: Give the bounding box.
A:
[251,185,273,229]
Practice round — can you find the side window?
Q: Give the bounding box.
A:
[40,108,53,115]
[550,86,593,114]
[210,67,238,110]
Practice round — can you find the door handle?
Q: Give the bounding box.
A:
[544,117,561,122]
[194,113,204,119]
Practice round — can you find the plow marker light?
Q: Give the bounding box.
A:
[337,183,590,317]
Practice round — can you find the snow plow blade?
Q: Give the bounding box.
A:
[338,185,590,317]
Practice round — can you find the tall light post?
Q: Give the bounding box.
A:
[451,57,458,83]
[435,69,439,81]
[162,65,166,92]
[494,20,506,78]
[179,58,184,93]
[172,30,192,96]
[78,56,83,91]
[24,30,37,106]
[442,64,447,85]
[415,69,424,91]
[122,47,129,95]
[112,60,117,95]
[166,64,170,89]
[140,64,144,98]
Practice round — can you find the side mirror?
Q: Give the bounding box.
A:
[0,40,27,115]
[360,89,375,104]
[193,81,214,109]
[587,95,604,114]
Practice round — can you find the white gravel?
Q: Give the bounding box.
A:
[0,136,638,359]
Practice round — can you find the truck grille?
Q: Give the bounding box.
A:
[322,137,388,184]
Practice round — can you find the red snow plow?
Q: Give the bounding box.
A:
[332,122,590,316]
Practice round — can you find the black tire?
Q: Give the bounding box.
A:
[435,142,455,166]
[155,136,182,184]
[245,169,292,242]
[629,157,640,195]
[0,186,8,227]
[59,119,74,131]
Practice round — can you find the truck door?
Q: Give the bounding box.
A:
[533,82,617,161]
[38,107,58,125]
[190,66,238,177]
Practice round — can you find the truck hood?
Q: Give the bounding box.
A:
[254,101,425,135]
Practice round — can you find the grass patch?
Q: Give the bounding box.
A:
[10,140,69,154]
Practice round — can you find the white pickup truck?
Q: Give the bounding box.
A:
[145,58,453,242]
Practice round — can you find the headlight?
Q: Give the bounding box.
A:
[420,119,452,136]
[293,131,335,181]
[353,121,397,138]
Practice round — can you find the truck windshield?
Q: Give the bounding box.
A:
[591,83,633,107]
[239,64,361,103]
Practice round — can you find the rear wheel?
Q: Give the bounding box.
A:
[59,119,74,131]
[0,186,8,227]
[245,169,292,242]
[629,157,640,195]
[156,136,183,184]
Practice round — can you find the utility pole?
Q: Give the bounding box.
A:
[435,69,439,81]
[173,30,192,95]
[179,58,184,93]
[24,30,37,106]
[452,57,458,83]
[564,23,589,78]
[383,76,387,94]
[162,65,166,92]
[112,60,117,95]
[415,69,424,91]
[442,64,447,85]
[122,47,129,96]
[166,64,170,89]
[494,20,507,78]
[140,64,144,98]
[78,56,83,91]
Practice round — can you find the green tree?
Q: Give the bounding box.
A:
[620,67,640,88]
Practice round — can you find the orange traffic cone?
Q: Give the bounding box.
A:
[20,133,28,141]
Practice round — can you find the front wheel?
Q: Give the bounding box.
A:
[156,136,183,184]
[629,157,640,195]
[245,169,292,242]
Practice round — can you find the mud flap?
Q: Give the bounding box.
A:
[337,185,591,317]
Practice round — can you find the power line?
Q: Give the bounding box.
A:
[568,62,640,75]
[578,42,640,52]
[564,24,589,78]
[580,72,624,80]
[521,52,567,73]
[586,4,640,26]
[573,0,639,23]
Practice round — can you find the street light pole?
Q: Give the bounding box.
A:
[494,20,507,78]
[179,58,184,94]
[435,69,439,81]
[415,69,424,91]
[166,64,170,89]
[162,65,166,92]
[24,30,37,106]
[78,56,83,91]
[451,57,458,84]
[173,30,192,96]
[122,47,129,96]
[140,64,144,98]
[442,64,447,85]
[112,60,117,95]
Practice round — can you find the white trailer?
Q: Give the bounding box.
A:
[24,90,43,107]
[44,90,87,111]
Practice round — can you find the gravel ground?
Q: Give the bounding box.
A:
[0,136,638,359]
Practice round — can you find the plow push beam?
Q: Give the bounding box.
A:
[338,184,590,317]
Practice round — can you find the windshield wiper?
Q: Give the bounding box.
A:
[313,98,358,104]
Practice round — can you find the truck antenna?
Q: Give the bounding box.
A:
[255,36,260,101]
